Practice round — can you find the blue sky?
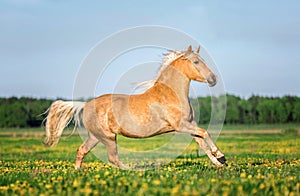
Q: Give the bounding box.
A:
[0,0,299,99]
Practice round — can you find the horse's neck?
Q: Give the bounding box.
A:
[156,66,190,102]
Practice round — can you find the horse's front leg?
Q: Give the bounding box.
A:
[196,128,226,164]
[194,137,226,167]
[179,122,226,166]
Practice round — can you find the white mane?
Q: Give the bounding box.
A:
[136,50,186,90]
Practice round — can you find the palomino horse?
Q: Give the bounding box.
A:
[44,45,227,169]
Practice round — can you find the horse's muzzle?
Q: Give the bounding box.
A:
[207,73,217,87]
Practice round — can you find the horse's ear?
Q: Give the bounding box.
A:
[195,46,200,54]
[187,45,192,53]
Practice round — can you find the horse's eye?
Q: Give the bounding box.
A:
[194,61,199,64]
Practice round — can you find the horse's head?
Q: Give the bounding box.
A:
[172,45,217,87]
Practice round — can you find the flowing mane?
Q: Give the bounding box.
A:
[136,49,186,90]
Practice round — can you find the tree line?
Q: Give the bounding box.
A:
[0,97,52,128]
[193,94,300,124]
[0,95,299,128]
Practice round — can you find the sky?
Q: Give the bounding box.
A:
[0,0,300,99]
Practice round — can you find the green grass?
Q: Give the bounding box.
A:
[220,123,300,130]
[0,127,299,195]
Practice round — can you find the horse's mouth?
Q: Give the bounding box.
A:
[208,80,217,87]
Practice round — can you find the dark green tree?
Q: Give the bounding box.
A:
[225,95,240,124]
[238,99,253,124]
[293,100,300,122]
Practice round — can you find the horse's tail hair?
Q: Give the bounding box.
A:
[43,100,86,147]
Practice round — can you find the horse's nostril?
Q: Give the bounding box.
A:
[211,73,217,81]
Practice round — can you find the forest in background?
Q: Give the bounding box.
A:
[0,94,299,128]
[194,94,300,124]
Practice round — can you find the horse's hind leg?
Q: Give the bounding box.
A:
[75,133,99,170]
[103,136,128,170]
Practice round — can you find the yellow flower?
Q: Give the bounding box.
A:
[240,172,246,178]
[252,189,257,194]
[73,179,79,188]
[153,180,161,185]
[104,171,110,176]
[141,183,148,190]
[138,172,143,177]
[238,185,243,192]
[171,185,181,194]
[57,176,63,181]
[81,188,92,194]
[99,180,107,185]
[0,186,9,191]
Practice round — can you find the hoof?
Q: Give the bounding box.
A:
[217,156,227,166]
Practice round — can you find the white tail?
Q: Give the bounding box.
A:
[44,100,85,147]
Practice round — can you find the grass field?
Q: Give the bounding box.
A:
[0,125,299,195]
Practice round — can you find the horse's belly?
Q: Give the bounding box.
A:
[117,124,174,138]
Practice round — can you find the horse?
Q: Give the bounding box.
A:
[44,45,227,169]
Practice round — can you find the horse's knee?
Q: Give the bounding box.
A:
[200,128,210,138]
[193,128,209,139]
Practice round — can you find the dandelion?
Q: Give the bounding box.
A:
[73,179,79,188]
[259,183,265,189]
[57,176,63,181]
[152,180,161,185]
[240,172,246,178]
[238,185,243,192]
[99,180,107,185]
[288,176,294,181]
[138,172,143,177]
[0,186,9,191]
[141,183,148,190]
[104,171,110,176]
[211,178,217,183]
[171,185,181,194]
[81,187,92,194]
[132,181,138,189]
